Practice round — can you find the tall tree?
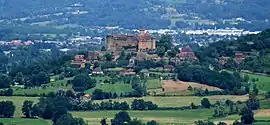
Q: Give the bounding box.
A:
[111,111,131,125]
[22,100,34,118]
[240,106,254,124]
[72,74,96,91]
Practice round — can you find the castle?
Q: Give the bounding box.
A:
[106,29,156,52]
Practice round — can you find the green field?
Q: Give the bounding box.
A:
[13,77,73,96]
[72,109,212,125]
[0,118,51,125]
[0,96,39,117]
[94,95,248,108]
[84,83,133,95]
[145,78,162,89]
[242,72,270,92]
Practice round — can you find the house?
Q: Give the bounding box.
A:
[120,70,136,76]
[178,45,198,61]
[92,67,104,75]
[71,55,86,68]
[164,65,175,72]
[219,56,230,65]
[234,52,245,64]
[24,40,34,46]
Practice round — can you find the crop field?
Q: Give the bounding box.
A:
[72,109,212,125]
[0,96,39,117]
[94,95,249,108]
[162,80,222,93]
[0,118,51,125]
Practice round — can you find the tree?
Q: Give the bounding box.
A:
[54,113,86,125]
[194,120,215,125]
[111,111,131,125]
[156,47,166,57]
[0,74,10,89]
[147,120,159,125]
[100,118,107,125]
[157,35,172,52]
[33,72,49,86]
[0,101,15,118]
[104,53,113,61]
[201,98,211,108]
[240,106,254,124]
[167,49,177,58]
[22,100,34,118]
[72,74,96,91]
[101,46,106,51]
[246,93,260,110]
[0,122,3,125]
[253,84,259,95]
[128,119,144,125]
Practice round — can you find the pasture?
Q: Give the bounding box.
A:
[72,109,212,125]
[0,118,51,125]
[94,95,249,108]
[242,72,270,92]
[12,77,73,96]
[84,83,133,95]
[0,96,39,117]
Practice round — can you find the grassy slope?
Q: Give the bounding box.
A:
[94,95,248,108]
[242,73,270,92]
[0,118,51,125]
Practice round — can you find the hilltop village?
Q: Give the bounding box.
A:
[1,28,270,125]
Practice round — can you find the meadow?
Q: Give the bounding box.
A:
[0,118,51,125]
[12,77,73,96]
[72,109,212,125]
[242,72,270,92]
[0,96,39,117]
[94,95,249,108]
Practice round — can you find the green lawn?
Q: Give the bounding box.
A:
[0,96,39,117]
[94,95,248,108]
[242,72,270,92]
[0,118,51,125]
[84,83,133,95]
[72,109,212,125]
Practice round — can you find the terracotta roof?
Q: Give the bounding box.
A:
[75,55,84,60]
[93,67,102,73]
[181,45,193,53]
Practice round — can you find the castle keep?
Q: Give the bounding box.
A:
[106,29,156,52]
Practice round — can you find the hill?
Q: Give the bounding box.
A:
[197,28,270,74]
[0,0,270,29]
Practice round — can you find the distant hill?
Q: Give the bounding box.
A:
[0,0,270,29]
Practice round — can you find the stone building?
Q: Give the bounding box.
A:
[106,29,156,52]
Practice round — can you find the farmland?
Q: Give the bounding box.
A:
[95,95,249,107]
[72,109,212,125]
[242,72,270,92]
[0,96,39,117]
[0,118,51,125]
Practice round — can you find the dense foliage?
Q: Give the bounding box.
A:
[0,101,15,118]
